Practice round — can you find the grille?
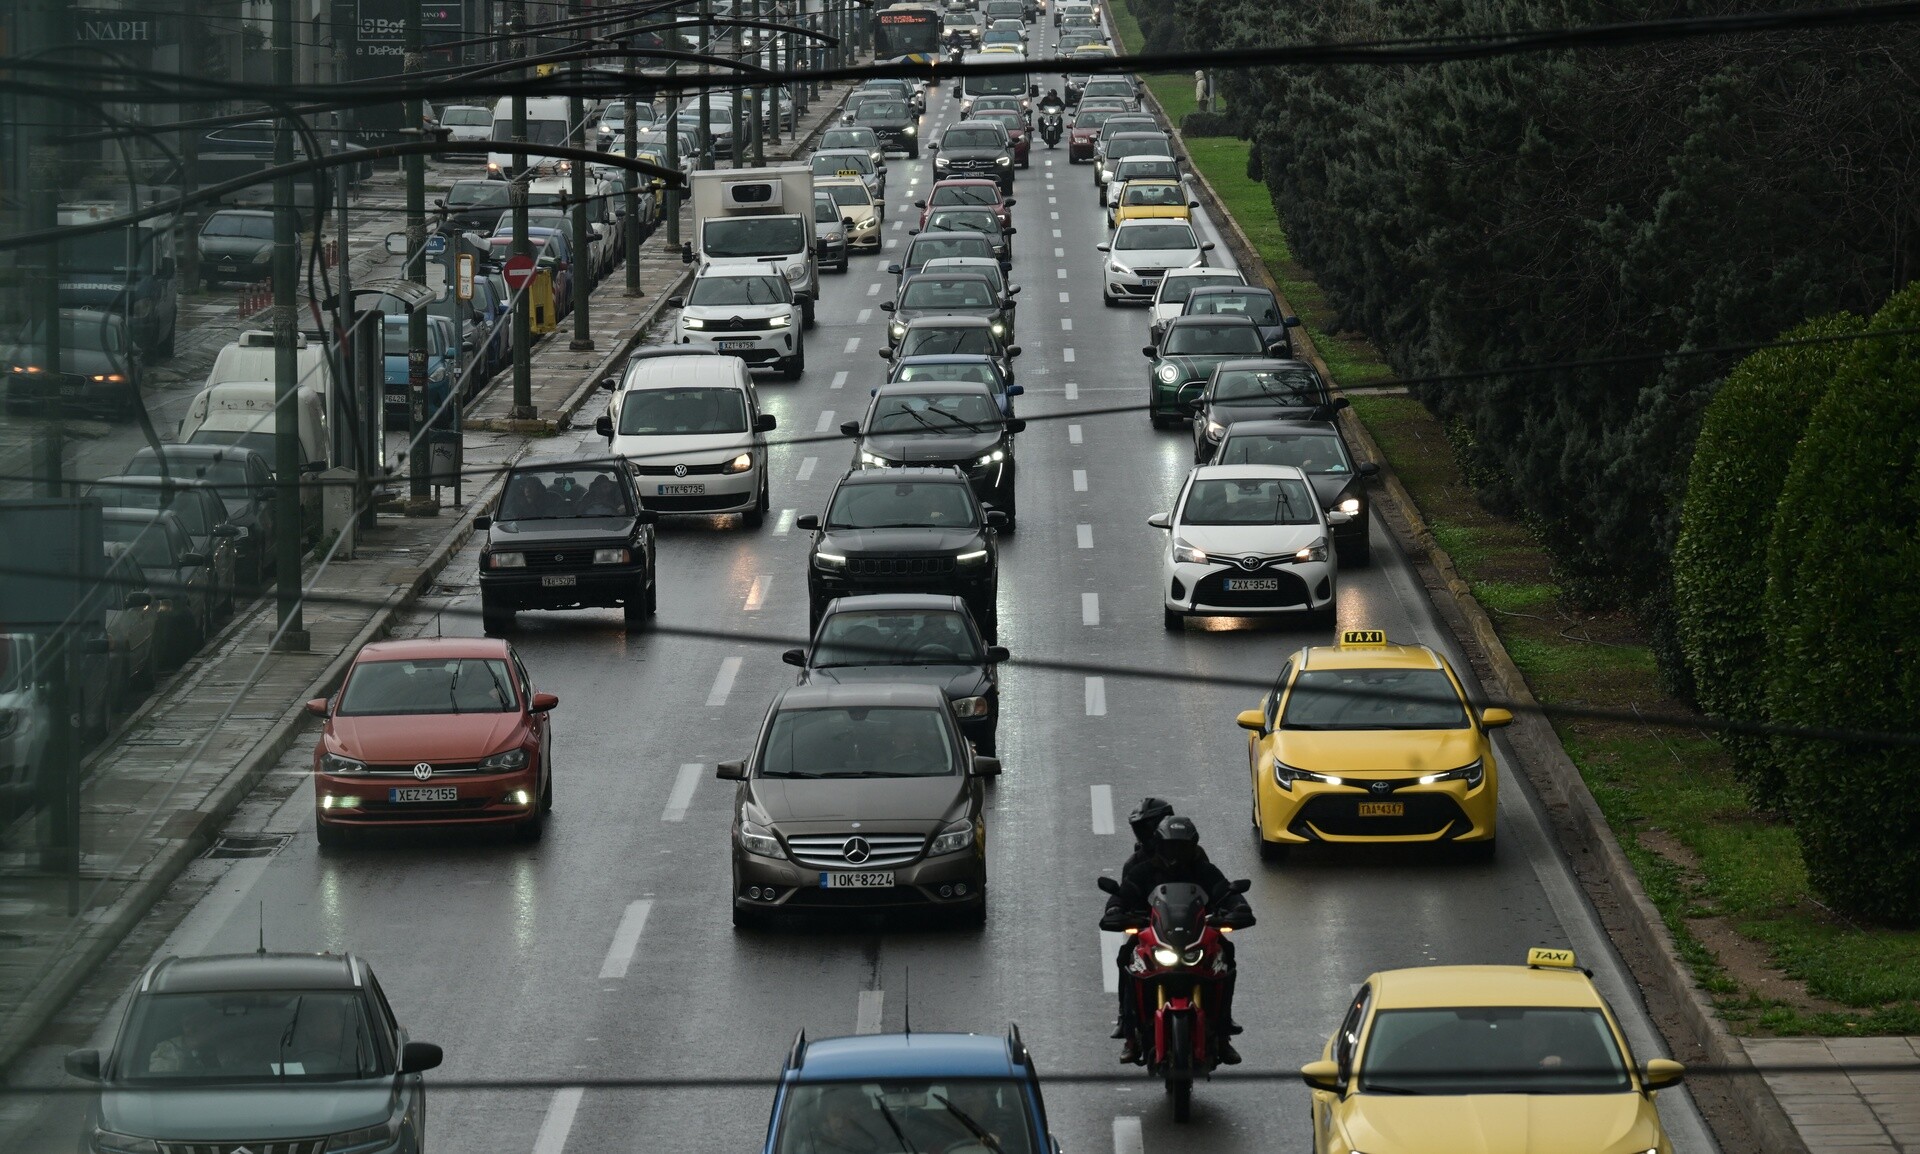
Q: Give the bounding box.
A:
[518,547,610,571]
[1191,568,1310,608]
[160,1141,327,1154]
[697,316,779,332]
[848,556,957,577]
[1292,793,1468,839]
[632,461,731,476]
[787,832,928,868]
[364,761,482,776]
[346,798,497,820]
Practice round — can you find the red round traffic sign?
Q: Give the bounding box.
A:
[502,254,537,289]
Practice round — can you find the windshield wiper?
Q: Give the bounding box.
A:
[277,996,304,1079]
[874,1096,920,1154]
[482,661,513,712]
[447,661,463,715]
[933,1093,1005,1154]
[888,405,948,435]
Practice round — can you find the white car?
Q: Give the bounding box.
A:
[596,351,777,526]
[1099,220,1216,306]
[670,270,805,380]
[1149,464,1342,629]
[436,104,493,156]
[1150,268,1246,337]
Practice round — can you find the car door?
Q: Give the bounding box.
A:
[510,648,549,783]
[364,970,427,1148]
[1316,984,1372,1151]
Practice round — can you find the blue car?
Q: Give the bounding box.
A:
[886,353,1025,418]
[763,1029,1061,1154]
[382,314,459,416]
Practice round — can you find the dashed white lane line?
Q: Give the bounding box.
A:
[876,260,891,272]
[1061,318,1073,331]
[1112,1115,1144,1154]
[1057,267,1068,279]
[1063,347,1076,362]
[1065,382,1079,400]
[774,508,796,535]
[1073,469,1088,491]
[661,763,702,822]
[885,238,899,249]
[1048,196,1057,205]
[1091,784,1115,835]
[1085,676,1107,715]
[797,456,817,482]
[857,308,872,324]
[891,219,904,230]
[706,656,742,707]
[1050,211,1059,220]
[1059,291,1070,303]
[866,282,881,297]
[1053,228,1062,237]
[1077,524,1093,549]
[1068,424,1083,445]
[598,900,655,979]
[532,1088,586,1154]
[856,990,885,1034]
[843,336,861,354]
[815,410,837,433]
[1082,592,1100,625]
[1101,931,1128,993]
[743,575,771,611]
[831,370,849,389]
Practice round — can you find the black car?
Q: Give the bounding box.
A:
[848,97,920,157]
[434,178,512,236]
[916,207,1015,269]
[1187,357,1342,464]
[98,507,216,667]
[887,231,1001,295]
[1181,285,1302,358]
[1210,418,1379,565]
[883,315,1021,385]
[841,382,1025,526]
[86,475,243,612]
[1143,315,1268,427]
[122,444,276,584]
[2,308,143,420]
[882,272,1015,344]
[64,952,441,1154]
[785,594,1009,754]
[476,458,660,632]
[930,122,1016,192]
[799,466,1005,638]
[196,209,276,287]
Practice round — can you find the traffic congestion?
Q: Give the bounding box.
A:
[2,3,1727,1154]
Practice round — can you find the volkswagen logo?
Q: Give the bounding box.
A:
[1238,555,1263,571]
[1369,780,1392,796]
[673,463,688,478]
[842,837,872,865]
[412,762,434,781]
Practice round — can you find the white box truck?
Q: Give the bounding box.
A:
[684,166,820,327]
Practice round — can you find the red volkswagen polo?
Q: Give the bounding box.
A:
[307,638,557,845]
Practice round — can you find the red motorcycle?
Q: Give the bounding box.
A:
[1099,876,1252,1120]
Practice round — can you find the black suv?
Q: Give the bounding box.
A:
[848,97,920,158]
[841,382,1024,527]
[799,467,1005,638]
[476,458,660,632]
[930,122,1016,192]
[1187,358,1343,464]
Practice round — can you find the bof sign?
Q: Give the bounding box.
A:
[502,254,537,289]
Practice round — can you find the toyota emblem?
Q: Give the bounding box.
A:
[842,837,872,865]
[1369,780,1391,796]
[412,762,434,781]
[1238,555,1262,571]
[673,463,688,478]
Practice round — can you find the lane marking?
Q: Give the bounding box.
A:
[706,656,742,707]
[797,456,817,481]
[598,900,655,979]
[774,508,795,535]
[866,283,881,297]
[891,219,903,230]
[843,337,861,354]
[816,410,837,433]
[1061,318,1073,331]
[1062,347,1076,362]
[1077,524,1093,549]
[1101,931,1128,992]
[1091,785,1116,835]
[857,308,872,324]
[1059,291,1070,303]
[1068,424,1083,445]
[1048,196,1057,205]
[1052,228,1062,237]
[856,990,885,1034]
[1073,469,1088,492]
[743,575,771,611]
[533,1087,586,1154]
[1057,268,1068,279]
[1112,1115,1144,1154]
[885,238,899,249]
[1050,212,1059,220]
[831,370,849,390]
[876,260,892,272]
[1082,592,1100,625]
[1085,676,1107,715]
[661,763,702,822]
[1065,382,1079,400]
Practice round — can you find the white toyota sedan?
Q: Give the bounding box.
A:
[1148,464,1343,630]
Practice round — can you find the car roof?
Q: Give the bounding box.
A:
[838,464,971,484]
[1212,356,1314,371]
[207,208,275,219]
[901,270,997,287]
[1166,315,1261,329]
[130,443,268,464]
[144,952,361,994]
[1190,284,1277,298]
[1191,463,1309,483]
[875,380,995,399]
[773,682,953,710]
[90,473,223,491]
[823,593,968,615]
[1163,268,1243,281]
[1299,639,1447,672]
[895,352,999,364]
[812,147,872,158]
[911,230,993,247]
[1220,418,1343,438]
[354,637,513,662]
[930,178,1001,189]
[621,353,748,390]
[1366,964,1605,1010]
[903,314,993,329]
[797,1034,1019,1081]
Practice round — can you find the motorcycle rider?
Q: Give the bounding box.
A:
[1037,88,1066,146]
[1106,797,1174,1040]
[1102,814,1252,1065]
[1038,87,1066,114]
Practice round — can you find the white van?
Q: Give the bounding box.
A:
[488,96,575,176]
[957,52,1033,116]
[592,351,776,527]
[205,329,333,398]
[178,380,329,472]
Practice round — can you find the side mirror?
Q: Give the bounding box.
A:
[781,648,806,667]
[838,421,861,436]
[211,524,240,538]
[843,217,857,229]
[879,301,896,312]
[1095,875,1121,895]
[928,143,941,153]
[1095,243,1110,252]
[530,691,559,712]
[1189,200,1201,209]
[715,760,747,780]
[1643,1059,1686,1090]
[1005,386,1024,400]
[599,375,619,391]
[1481,707,1515,729]
[986,645,1010,663]
[1300,1059,1343,1094]
[984,509,1009,529]
[754,413,777,432]
[876,164,888,173]
[1202,241,1216,251]
[1335,397,1351,411]
[1284,315,1302,327]
[887,263,903,275]
[1327,510,1351,526]
[474,515,493,531]
[1230,878,1252,894]
[913,199,927,208]
[1235,708,1265,732]
[971,755,1003,777]
[1007,227,1019,236]
[1184,397,1205,411]
[1147,512,1171,529]
[63,1050,102,1082]
[1003,198,1017,207]
[795,514,821,531]
[908,228,920,236]
[305,697,330,717]
[878,349,893,360]
[1008,285,1022,297]
[1028,84,1039,96]
[1142,345,1158,358]
[595,415,614,438]
[666,295,685,308]
[124,591,153,609]
[1006,419,1028,434]
[400,1042,443,1074]
[1007,346,1022,358]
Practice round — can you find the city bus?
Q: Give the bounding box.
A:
[874,1,944,58]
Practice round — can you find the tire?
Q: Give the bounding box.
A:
[1340,533,1373,569]
[540,766,555,813]
[644,572,658,617]
[1164,607,1183,631]
[624,581,650,630]
[1103,290,1117,308]
[742,478,769,528]
[1168,1014,1194,1122]
[910,146,921,159]
[782,340,806,380]
[731,902,763,930]
[156,323,176,358]
[481,598,513,635]
[514,809,546,843]
[316,821,348,850]
[1307,601,1338,631]
[1461,837,1497,863]
[960,890,988,928]
[800,296,816,329]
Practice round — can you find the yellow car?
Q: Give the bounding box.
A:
[1108,179,1197,225]
[1236,629,1511,858]
[1302,948,1685,1154]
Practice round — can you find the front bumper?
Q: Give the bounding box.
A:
[478,562,649,610]
[315,767,541,829]
[1105,266,1171,301]
[1149,378,1205,419]
[817,237,847,265]
[1165,557,1335,618]
[632,462,760,514]
[733,844,986,913]
[1256,772,1496,845]
[678,329,798,367]
[6,371,132,412]
[847,215,882,250]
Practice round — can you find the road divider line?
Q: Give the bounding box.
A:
[843,337,861,354]
[1050,211,1059,220]
[857,308,872,324]
[885,238,899,249]
[706,656,742,707]
[1073,469,1088,491]
[1085,676,1107,716]
[1111,1115,1143,1154]
[815,410,837,433]
[1100,931,1127,993]
[1058,291,1070,302]
[1069,424,1083,445]
[1057,268,1068,279]
[532,1087,586,1154]
[797,457,817,482]
[774,509,795,535]
[1063,347,1075,362]
[1048,196,1057,205]
[876,260,891,273]
[1061,318,1073,331]
[1052,228,1062,238]
[743,575,771,611]
[831,370,848,390]
[1065,382,1079,400]
[661,764,702,822]
[598,900,655,979]
[1082,592,1100,626]
[1091,785,1115,834]
[1077,524,1093,549]
[866,283,881,297]
[856,990,885,1034]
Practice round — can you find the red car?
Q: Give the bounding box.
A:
[914,178,1015,231]
[969,110,1031,168]
[1067,101,1132,163]
[307,637,557,845]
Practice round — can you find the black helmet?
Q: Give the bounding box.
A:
[1155,815,1200,865]
[1128,796,1175,845]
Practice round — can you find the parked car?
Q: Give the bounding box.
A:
[121,444,276,584]
[98,506,215,667]
[195,209,276,287]
[85,475,242,614]
[0,633,54,804]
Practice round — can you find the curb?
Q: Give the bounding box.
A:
[1149,94,1807,1154]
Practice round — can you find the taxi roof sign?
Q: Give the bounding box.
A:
[1340,629,1388,647]
[1526,947,1578,970]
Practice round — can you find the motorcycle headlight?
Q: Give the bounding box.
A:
[739,817,784,858]
[1292,538,1329,563]
[951,696,992,719]
[89,1129,160,1154]
[1181,945,1207,966]
[974,448,1006,466]
[1173,538,1208,565]
[488,551,525,569]
[1340,497,1362,515]
[1274,759,1344,791]
[956,548,990,565]
[321,752,368,776]
[1417,759,1485,787]
[928,818,976,856]
[682,317,707,330]
[326,1115,402,1154]
[768,313,792,328]
[1151,945,1180,967]
[593,547,630,564]
[813,550,847,569]
[1156,364,1180,384]
[479,747,529,771]
[723,452,755,474]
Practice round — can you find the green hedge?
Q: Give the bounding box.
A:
[1763,284,1920,925]
[1181,110,1239,138]
[1673,313,1860,812]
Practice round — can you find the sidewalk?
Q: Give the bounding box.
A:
[1748,1038,1920,1152]
[0,79,855,1071]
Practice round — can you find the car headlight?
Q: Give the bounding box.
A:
[935,156,951,168]
[1339,497,1362,515]
[1173,538,1207,565]
[990,322,1005,335]
[593,547,630,564]
[1416,759,1485,787]
[928,818,977,856]
[956,548,990,565]
[1292,538,1329,563]
[785,263,805,280]
[1156,364,1180,384]
[1151,945,1180,967]
[89,1128,160,1154]
[951,696,992,719]
[325,1115,402,1154]
[321,752,368,775]
[996,156,1012,166]
[904,125,917,135]
[682,317,707,329]
[1274,759,1345,791]
[974,448,1006,466]
[1205,420,1225,438]
[488,551,525,569]
[826,231,844,243]
[813,550,847,569]
[251,248,273,264]
[1109,260,1130,275]
[861,451,896,468]
[723,452,755,474]
[739,817,784,858]
[888,322,907,340]
[768,313,792,328]
[0,708,22,737]
[429,363,449,382]
[479,747,530,771]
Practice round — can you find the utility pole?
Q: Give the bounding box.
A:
[179,0,203,293]
[699,0,714,171]
[272,0,309,647]
[404,0,434,511]
[508,0,535,419]
[568,55,593,351]
[731,9,746,170]
[623,9,646,295]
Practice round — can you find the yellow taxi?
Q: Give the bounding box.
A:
[1301,948,1685,1154]
[1236,629,1511,858]
[1108,179,1198,225]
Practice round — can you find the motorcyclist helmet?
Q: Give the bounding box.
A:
[1128,796,1175,846]
[1155,815,1201,868]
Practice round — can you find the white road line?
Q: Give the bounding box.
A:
[598,900,655,979]
[1057,267,1068,279]
[856,990,885,1034]
[1050,211,1059,220]
[1111,1115,1144,1154]
[1063,347,1076,362]
[1048,196,1057,205]
[866,282,881,296]
[831,370,849,390]
[885,238,898,249]
[706,656,742,707]
[1061,318,1073,331]
[1059,291,1070,302]
[1077,524,1093,549]
[1065,382,1079,400]
[1082,592,1100,625]
[891,219,903,230]
[877,260,892,272]
[774,508,795,535]
[843,336,861,354]
[1068,424,1083,444]
[797,456,817,482]
[743,575,771,611]
[1091,785,1115,834]
[1052,228,1062,237]
[533,1087,586,1154]
[661,764,702,822]
[857,308,872,324]
[1085,676,1107,715]
[1073,469,1088,492]
[1101,931,1128,993]
[816,410,837,433]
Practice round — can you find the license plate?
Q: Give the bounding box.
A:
[820,871,894,889]
[717,340,757,351]
[657,483,705,496]
[1357,802,1404,817]
[541,574,576,587]
[59,383,85,397]
[1224,577,1279,591]
[389,787,458,803]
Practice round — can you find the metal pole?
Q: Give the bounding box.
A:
[272,0,309,647]
[699,0,713,170]
[509,1,534,419]
[731,11,746,171]
[569,55,593,350]
[663,61,681,251]
[623,15,644,295]
[405,1,433,510]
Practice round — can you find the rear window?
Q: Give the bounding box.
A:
[1114,223,1199,251]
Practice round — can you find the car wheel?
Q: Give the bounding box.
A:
[1339,533,1373,568]
[645,572,658,617]
[316,821,349,850]
[960,890,988,929]
[800,296,816,329]
[540,766,554,813]
[1102,289,1117,308]
[624,582,650,630]
[1308,599,1338,630]
[1460,837,1497,863]
[481,596,513,635]
[1164,606,1184,631]
[1257,831,1290,863]
[156,323,175,358]
[910,146,921,159]
[742,478,769,528]
[731,901,764,930]
[782,340,806,380]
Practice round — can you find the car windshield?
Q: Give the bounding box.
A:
[927,211,1002,236]
[826,481,976,529]
[116,991,382,1083]
[1119,160,1180,182]
[1159,274,1241,305]
[1123,183,1185,207]
[813,610,982,667]
[99,518,177,568]
[967,72,1027,96]
[909,237,993,266]
[443,107,491,126]
[1115,223,1198,251]
[88,485,216,534]
[187,429,276,460]
[338,657,519,715]
[125,454,252,498]
[820,129,876,151]
[901,279,997,310]
[871,392,999,432]
[758,706,956,778]
[1212,366,1323,402]
[202,214,275,240]
[448,181,514,209]
[703,217,807,257]
[895,362,999,388]
[1359,1007,1631,1095]
[902,327,997,357]
[688,275,788,306]
[1073,109,1118,129]
[774,1080,1036,1154]
[491,118,567,145]
[1282,668,1470,730]
[1084,81,1135,98]
[932,184,999,208]
[1109,138,1172,162]
[984,27,1021,43]
[1180,476,1319,526]
[827,184,872,208]
[856,101,910,121]
[616,387,749,435]
[1218,432,1351,472]
[1163,326,1263,356]
[1190,291,1282,325]
[497,465,632,519]
[815,198,840,223]
[813,153,873,175]
[1101,120,1157,140]
[943,126,1004,150]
